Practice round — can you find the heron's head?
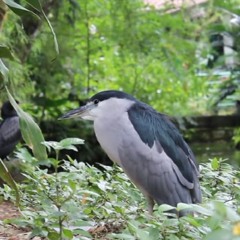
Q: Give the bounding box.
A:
[60,90,137,121]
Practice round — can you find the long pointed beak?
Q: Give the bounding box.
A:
[59,102,94,120]
[59,106,87,120]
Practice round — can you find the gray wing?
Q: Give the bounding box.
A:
[127,103,202,205]
[0,116,21,158]
[118,138,195,207]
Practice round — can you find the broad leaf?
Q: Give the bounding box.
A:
[158,204,175,212]
[6,88,48,163]
[3,0,39,18]
[177,202,193,211]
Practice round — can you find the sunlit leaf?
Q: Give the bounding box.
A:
[6,88,48,163]
[211,158,220,170]
[158,204,175,212]
[177,202,193,211]
[0,159,20,206]
[59,138,84,147]
[63,228,73,239]
[97,180,108,191]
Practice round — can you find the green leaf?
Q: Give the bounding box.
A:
[0,45,14,60]
[0,58,9,83]
[136,229,150,240]
[42,141,59,152]
[0,159,20,206]
[47,230,60,240]
[97,180,108,191]
[177,202,193,211]
[3,0,39,18]
[158,204,176,212]
[59,138,85,147]
[203,229,232,240]
[148,227,160,240]
[63,228,73,239]
[25,0,41,12]
[42,138,84,152]
[6,88,48,163]
[211,158,220,170]
[109,233,135,240]
[15,148,35,163]
[127,221,149,240]
[114,206,124,214]
[191,204,213,216]
[68,179,77,191]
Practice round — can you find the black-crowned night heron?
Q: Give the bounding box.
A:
[61,90,202,216]
[0,101,21,159]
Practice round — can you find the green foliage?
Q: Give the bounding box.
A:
[1,0,239,118]
[0,0,206,116]
[1,141,239,239]
[0,0,58,87]
[201,158,240,205]
[233,128,240,147]
[0,159,19,205]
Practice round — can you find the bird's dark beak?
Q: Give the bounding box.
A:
[59,102,94,120]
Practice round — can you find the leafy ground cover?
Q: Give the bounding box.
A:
[0,139,240,240]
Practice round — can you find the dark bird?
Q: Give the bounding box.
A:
[0,101,21,159]
[60,90,202,216]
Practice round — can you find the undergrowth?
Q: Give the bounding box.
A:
[0,138,240,240]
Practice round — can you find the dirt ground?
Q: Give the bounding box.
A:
[0,201,38,240]
[0,201,123,240]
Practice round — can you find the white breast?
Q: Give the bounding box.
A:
[94,117,123,165]
[93,98,135,165]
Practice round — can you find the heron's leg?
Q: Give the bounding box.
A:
[146,196,155,215]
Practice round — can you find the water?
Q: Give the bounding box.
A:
[190,141,240,167]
